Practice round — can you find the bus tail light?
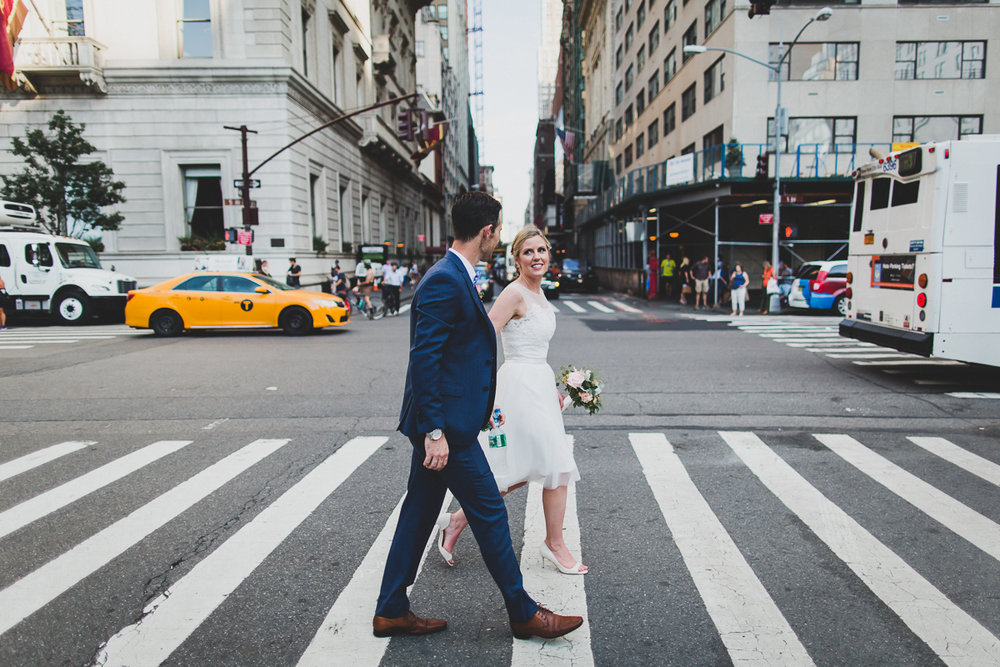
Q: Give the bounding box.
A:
[917,293,927,308]
[918,273,928,288]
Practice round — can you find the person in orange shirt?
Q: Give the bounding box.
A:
[759,260,775,314]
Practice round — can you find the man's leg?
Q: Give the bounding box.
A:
[441,443,538,623]
[375,446,448,618]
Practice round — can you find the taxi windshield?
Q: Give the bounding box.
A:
[56,242,102,269]
[253,273,296,291]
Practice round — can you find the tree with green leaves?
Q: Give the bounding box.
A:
[1,109,126,237]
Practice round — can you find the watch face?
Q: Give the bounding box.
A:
[429,429,443,440]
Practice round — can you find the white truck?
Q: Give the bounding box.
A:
[0,201,137,324]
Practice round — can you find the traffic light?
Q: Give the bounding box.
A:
[782,224,798,239]
[224,228,240,244]
[748,0,773,18]
[755,153,769,179]
[396,107,414,141]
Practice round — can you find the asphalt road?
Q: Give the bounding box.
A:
[1,292,998,666]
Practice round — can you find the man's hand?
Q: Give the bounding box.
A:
[423,433,449,470]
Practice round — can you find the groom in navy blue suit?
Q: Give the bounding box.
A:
[373,192,583,640]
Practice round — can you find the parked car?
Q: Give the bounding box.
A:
[788,261,848,315]
[557,258,598,293]
[474,262,494,302]
[541,270,560,300]
[125,271,350,336]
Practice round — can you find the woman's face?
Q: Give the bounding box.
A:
[517,236,550,279]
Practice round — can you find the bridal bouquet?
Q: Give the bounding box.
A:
[558,366,603,415]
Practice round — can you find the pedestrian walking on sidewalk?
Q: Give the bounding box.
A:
[731,263,749,316]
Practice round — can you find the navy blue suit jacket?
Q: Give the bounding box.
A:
[398,251,497,446]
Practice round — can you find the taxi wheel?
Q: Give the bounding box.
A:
[150,309,183,337]
[280,306,313,335]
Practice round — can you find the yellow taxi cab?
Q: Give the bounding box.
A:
[125,271,349,336]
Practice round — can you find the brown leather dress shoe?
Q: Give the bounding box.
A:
[372,610,447,638]
[510,606,584,640]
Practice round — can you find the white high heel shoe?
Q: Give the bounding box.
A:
[540,542,588,575]
[436,513,455,566]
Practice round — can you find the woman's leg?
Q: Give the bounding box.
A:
[443,481,526,555]
[541,486,587,571]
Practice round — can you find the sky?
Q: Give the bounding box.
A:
[478,0,541,240]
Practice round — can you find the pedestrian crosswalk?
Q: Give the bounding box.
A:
[0,325,146,350]
[2,429,998,665]
[398,297,647,317]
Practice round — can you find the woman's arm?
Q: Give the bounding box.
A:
[487,284,527,333]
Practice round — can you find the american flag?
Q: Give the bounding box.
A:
[556,127,575,155]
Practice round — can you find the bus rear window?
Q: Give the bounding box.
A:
[891,180,919,207]
[870,178,890,210]
[853,181,865,231]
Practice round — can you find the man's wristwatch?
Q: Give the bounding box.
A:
[427,428,443,441]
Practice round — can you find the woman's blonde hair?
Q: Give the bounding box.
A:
[511,226,551,275]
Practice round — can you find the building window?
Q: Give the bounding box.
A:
[625,64,634,90]
[703,124,725,165]
[704,0,726,38]
[301,8,312,77]
[332,39,344,106]
[681,83,696,121]
[682,22,697,62]
[625,104,634,128]
[637,1,646,27]
[616,81,624,105]
[616,44,623,69]
[179,0,213,58]
[625,145,634,168]
[703,56,724,103]
[625,23,634,51]
[895,41,985,80]
[361,192,372,243]
[891,115,982,143]
[616,7,624,32]
[440,25,448,42]
[648,118,659,148]
[665,0,676,32]
[664,49,677,83]
[768,116,856,153]
[616,118,624,141]
[182,165,223,240]
[769,42,859,81]
[648,70,660,100]
[636,134,645,158]
[616,154,623,174]
[438,4,448,20]
[309,174,321,240]
[65,0,85,36]
[339,178,352,246]
[649,21,660,54]
[637,89,646,115]
[637,44,646,72]
[415,40,424,57]
[664,103,676,135]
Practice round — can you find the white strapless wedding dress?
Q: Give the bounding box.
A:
[480,282,580,492]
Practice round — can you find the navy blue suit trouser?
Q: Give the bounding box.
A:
[375,436,538,623]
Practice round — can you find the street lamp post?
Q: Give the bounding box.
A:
[684,6,832,274]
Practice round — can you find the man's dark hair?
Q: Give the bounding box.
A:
[451,191,501,242]
[289,258,296,263]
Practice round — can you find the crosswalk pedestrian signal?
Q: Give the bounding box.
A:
[755,154,769,179]
[783,224,799,239]
[396,107,414,141]
[224,228,240,244]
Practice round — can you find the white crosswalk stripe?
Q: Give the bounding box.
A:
[0,326,145,351]
[720,431,1000,665]
[97,437,385,667]
[631,433,814,665]
[562,300,587,313]
[3,429,1000,664]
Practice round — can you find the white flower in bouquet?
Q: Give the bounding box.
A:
[558,365,603,415]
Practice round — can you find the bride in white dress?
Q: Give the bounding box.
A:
[437,226,587,575]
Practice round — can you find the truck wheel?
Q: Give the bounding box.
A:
[834,295,848,317]
[150,309,184,336]
[280,306,312,335]
[54,290,92,325]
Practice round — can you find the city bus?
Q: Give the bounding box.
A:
[839,136,1000,367]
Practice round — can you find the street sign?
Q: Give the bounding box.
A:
[233,179,261,189]
[237,229,253,245]
[417,234,425,242]
[759,213,774,225]
[224,199,257,206]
